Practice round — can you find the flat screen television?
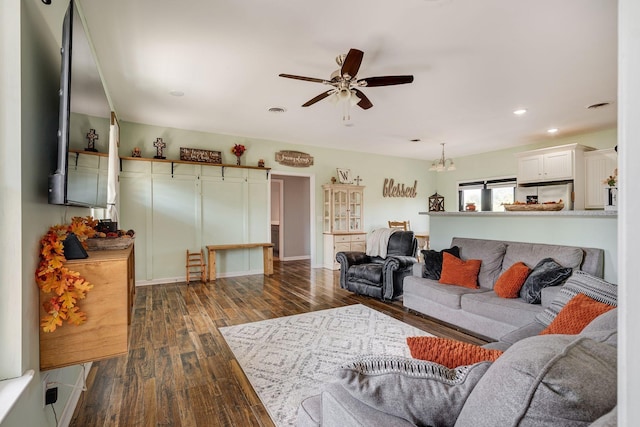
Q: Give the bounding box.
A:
[48,0,111,207]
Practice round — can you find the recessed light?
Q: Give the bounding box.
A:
[169,90,184,97]
[410,138,421,142]
[268,107,287,113]
[547,128,559,134]
[513,109,527,115]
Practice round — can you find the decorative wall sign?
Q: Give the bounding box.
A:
[429,192,445,212]
[382,178,417,198]
[337,168,352,184]
[275,150,314,167]
[180,147,222,164]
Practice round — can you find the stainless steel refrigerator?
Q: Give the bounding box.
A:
[515,182,574,210]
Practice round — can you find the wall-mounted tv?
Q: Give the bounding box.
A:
[48,0,112,207]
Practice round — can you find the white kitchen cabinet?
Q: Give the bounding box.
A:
[323,233,366,270]
[517,148,575,183]
[584,148,618,209]
[515,143,594,210]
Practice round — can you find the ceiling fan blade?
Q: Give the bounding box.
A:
[341,49,364,79]
[353,89,373,110]
[279,73,327,84]
[302,90,334,107]
[360,75,414,87]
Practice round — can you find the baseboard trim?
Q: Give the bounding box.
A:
[135,269,267,286]
[59,362,91,427]
[280,255,311,261]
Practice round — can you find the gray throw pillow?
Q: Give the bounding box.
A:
[536,270,618,326]
[422,246,460,280]
[336,354,491,427]
[519,257,572,304]
[454,334,617,427]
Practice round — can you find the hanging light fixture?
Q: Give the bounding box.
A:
[429,143,456,172]
[327,84,361,121]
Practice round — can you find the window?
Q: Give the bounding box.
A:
[458,178,516,212]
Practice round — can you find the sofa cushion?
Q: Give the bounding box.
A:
[422,246,460,280]
[403,276,489,309]
[336,354,491,427]
[407,336,503,368]
[451,238,507,289]
[501,241,584,274]
[536,270,618,326]
[519,257,573,304]
[540,293,616,335]
[439,253,481,289]
[493,261,531,298]
[461,291,544,328]
[454,334,617,427]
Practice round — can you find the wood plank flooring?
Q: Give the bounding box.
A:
[70,260,487,427]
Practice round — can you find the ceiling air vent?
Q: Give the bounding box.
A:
[587,102,611,109]
[268,107,287,113]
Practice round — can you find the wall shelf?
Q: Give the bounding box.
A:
[119,156,271,178]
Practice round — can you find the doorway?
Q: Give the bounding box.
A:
[271,172,314,263]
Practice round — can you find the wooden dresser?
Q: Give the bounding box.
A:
[39,246,135,370]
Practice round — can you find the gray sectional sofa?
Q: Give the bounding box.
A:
[403,237,604,340]
[296,309,618,427]
[295,237,617,426]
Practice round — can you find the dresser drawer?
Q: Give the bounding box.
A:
[335,235,352,243]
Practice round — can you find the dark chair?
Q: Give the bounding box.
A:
[336,230,418,301]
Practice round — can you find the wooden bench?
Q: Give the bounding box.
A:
[206,243,274,281]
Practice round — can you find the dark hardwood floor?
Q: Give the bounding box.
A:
[70,260,487,427]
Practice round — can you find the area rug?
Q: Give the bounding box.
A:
[219,304,433,426]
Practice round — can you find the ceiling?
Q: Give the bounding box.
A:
[39,0,618,161]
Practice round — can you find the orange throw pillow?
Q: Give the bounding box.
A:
[407,336,503,369]
[438,252,481,289]
[539,293,616,335]
[494,262,532,298]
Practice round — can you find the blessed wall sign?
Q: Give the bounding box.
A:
[382,178,418,198]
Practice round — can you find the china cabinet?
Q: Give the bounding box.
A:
[322,184,366,269]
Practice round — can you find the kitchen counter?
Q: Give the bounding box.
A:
[420,210,616,217]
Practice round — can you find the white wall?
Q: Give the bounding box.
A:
[429,214,618,282]
[618,0,640,423]
[118,120,436,270]
[2,1,94,425]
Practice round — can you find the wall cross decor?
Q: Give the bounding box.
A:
[85,128,99,152]
[153,137,167,159]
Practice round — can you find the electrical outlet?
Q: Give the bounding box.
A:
[45,387,58,405]
[42,373,50,408]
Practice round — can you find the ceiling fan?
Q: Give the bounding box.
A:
[279,48,414,115]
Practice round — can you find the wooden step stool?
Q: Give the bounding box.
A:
[186,249,206,284]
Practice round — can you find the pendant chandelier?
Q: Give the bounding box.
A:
[429,143,456,172]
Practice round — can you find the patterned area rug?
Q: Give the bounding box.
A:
[219,304,433,426]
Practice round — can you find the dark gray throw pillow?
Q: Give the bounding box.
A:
[422,246,460,279]
[519,257,572,304]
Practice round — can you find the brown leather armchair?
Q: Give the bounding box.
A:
[336,231,418,301]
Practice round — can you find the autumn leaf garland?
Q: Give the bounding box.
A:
[36,216,97,332]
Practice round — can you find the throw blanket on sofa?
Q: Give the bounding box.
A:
[366,228,398,258]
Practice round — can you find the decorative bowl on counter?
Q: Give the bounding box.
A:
[503,203,564,211]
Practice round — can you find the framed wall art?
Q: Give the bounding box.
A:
[336,168,352,184]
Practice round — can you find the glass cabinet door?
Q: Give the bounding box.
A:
[333,189,348,232]
[349,189,362,231]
